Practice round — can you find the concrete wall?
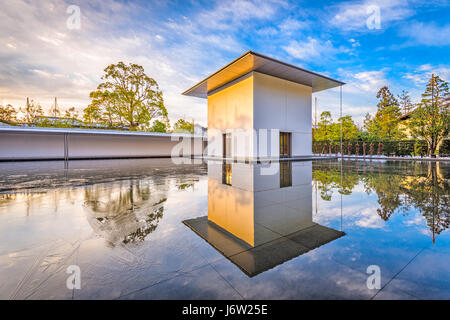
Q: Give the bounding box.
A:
[207,74,255,158]
[0,128,205,161]
[206,71,312,159]
[253,72,312,157]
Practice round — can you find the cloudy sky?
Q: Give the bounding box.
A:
[0,0,449,126]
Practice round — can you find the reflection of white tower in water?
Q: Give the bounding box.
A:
[207,161,315,246]
[184,161,345,277]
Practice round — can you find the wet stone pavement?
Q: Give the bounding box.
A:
[0,158,448,299]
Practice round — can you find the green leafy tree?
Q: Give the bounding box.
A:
[313,160,449,243]
[20,99,44,124]
[87,91,124,127]
[0,104,17,123]
[402,162,449,243]
[356,124,378,142]
[64,107,80,119]
[368,173,404,221]
[315,111,332,141]
[83,103,102,125]
[365,86,403,140]
[408,74,449,156]
[172,119,194,134]
[398,90,414,114]
[86,62,168,129]
[363,113,376,135]
[312,161,359,200]
[313,112,358,142]
[149,119,169,133]
[335,115,358,140]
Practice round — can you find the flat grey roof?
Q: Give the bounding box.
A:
[182,51,345,98]
[183,216,345,277]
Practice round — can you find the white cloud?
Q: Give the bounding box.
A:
[255,26,279,36]
[255,16,309,38]
[399,22,450,46]
[0,0,284,125]
[30,69,65,79]
[355,207,386,229]
[312,69,389,126]
[352,70,388,93]
[0,0,140,109]
[2,0,443,130]
[278,17,309,33]
[330,0,415,32]
[342,70,389,122]
[312,185,388,229]
[282,37,337,61]
[403,64,450,86]
[196,0,281,31]
[349,38,360,47]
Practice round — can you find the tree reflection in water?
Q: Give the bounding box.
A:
[83,179,168,246]
[313,160,449,243]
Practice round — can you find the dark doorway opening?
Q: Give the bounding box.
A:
[279,161,292,188]
[223,133,232,158]
[222,163,232,186]
[280,132,291,158]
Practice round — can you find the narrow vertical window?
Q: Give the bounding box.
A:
[279,132,291,157]
[222,163,232,186]
[223,133,232,158]
[280,161,292,188]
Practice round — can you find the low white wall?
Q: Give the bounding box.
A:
[0,128,206,161]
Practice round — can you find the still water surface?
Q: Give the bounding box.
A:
[0,159,448,299]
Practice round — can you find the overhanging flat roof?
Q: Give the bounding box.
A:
[182,51,345,98]
[183,216,345,277]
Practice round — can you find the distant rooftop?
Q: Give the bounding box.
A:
[182,51,345,98]
[0,126,205,138]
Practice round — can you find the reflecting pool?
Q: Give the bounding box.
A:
[0,159,448,299]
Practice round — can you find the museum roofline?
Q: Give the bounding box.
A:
[182,51,345,98]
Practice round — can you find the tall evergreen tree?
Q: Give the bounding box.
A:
[398,90,414,114]
[336,115,358,140]
[365,86,403,140]
[316,111,332,141]
[409,74,449,156]
[20,99,44,124]
[0,104,17,123]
